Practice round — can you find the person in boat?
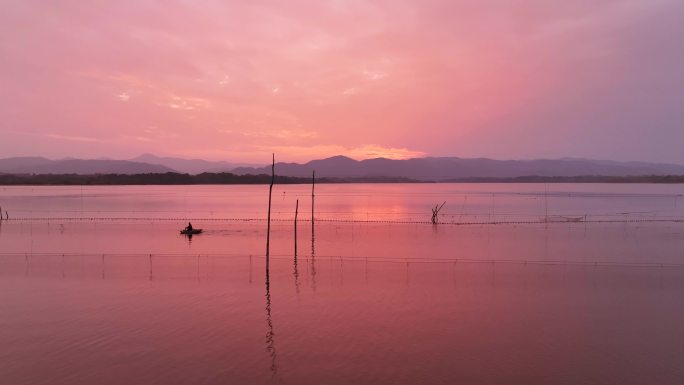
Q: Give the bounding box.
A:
[185,222,193,232]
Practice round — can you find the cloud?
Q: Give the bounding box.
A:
[218,75,231,86]
[224,128,318,140]
[46,133,102,143]
[165,96,210,110]
[1,1,683,163]
[347,145,425,160]
[122,135,152,142]
[361,69,388,81]
[256,144,425,161]
[116,92,130,101]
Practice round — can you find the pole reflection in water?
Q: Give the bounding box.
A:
[293,252,300,297]
[196,255,200,283]
[249,255,253,284]
[293,199,300,296]
[310,233,317,292]
[264,267,279,380]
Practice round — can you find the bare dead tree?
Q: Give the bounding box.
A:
[431,201,446,224]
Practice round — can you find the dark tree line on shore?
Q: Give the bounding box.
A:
[0,172,683,185]
[445,175,684,183]
[0,172,422,185]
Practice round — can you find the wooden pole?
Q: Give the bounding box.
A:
[311,170,315,237]
[544,183,548,223]
[310,170,316,291]
[294,199,299,256]
[266,154,275,263]
[264,160,278,376]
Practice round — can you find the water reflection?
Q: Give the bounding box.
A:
[264,267,279,380]
[196,255,200,283]
[310,234,317,292]
[184,233,194,243]
[293,251,300,297]
[249,255,253,284]
[293,200,301,296]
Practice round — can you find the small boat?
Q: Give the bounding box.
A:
[180,229,203,235]
[541,216,585,223]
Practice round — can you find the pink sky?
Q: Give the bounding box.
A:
[1,0,683,163]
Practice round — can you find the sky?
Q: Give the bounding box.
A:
[1,0,683,164]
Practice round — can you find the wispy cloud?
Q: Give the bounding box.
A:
[361,69,388,81]
[256,144,425,161]
[347,145,425,160]
[46,133,102,143]
[116,92,130,102]
[218,75,231,86]
[165,96,210,111]
[225,128,318,140]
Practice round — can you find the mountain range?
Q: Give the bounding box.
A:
[2,155,684,179]
[0,155,264,175]
[0,157,175,175]
[130,154,262,174]
[233,156,684,180]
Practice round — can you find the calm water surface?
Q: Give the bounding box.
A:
[1,184,684,384]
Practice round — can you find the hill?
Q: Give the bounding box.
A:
[130,154,263,174]
[232,156,684,180]
[0,157,176,174]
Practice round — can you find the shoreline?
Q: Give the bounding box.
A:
[1,172,684,185]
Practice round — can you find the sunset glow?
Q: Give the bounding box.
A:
[1,1,683,163]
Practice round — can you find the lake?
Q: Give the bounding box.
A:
[1,184,684,384]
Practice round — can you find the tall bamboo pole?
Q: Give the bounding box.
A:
[266,154,275,264]
[311,170,315,237]
[294,199,299,256]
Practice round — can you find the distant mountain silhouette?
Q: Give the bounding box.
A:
[0,157,54,171]
[0,157,176,174]
[131,154,263,174]
[3,155,684,178]
[232,156,684,180]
